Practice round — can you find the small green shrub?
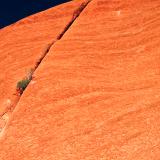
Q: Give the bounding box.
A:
[16,68,33,95]
[16,79,31,91]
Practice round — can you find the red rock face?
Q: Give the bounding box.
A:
[0,0,160,159]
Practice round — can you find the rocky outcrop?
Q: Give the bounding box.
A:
[0,0,160,159]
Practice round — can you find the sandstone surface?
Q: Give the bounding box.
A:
[0,0,160,159]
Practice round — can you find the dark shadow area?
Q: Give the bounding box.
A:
[0,0,70,29]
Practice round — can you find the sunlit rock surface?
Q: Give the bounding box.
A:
[0,0,160,159]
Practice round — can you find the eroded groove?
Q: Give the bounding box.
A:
[0,0,92,137]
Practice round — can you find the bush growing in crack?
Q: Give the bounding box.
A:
[16,68,33,95]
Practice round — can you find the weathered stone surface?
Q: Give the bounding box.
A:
[0,0,160,159]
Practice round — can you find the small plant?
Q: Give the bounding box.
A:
[17,79,30,91]
[16,68,33,95]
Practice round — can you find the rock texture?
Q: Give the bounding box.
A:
[0,0,160,159]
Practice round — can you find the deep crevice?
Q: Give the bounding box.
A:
[57,0,91,40]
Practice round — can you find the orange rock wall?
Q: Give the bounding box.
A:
[0,0,160,159]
